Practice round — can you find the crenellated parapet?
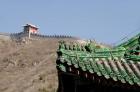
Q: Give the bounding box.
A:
[29,33,75,40]
[0,24,78,41]
[0,32,77,41]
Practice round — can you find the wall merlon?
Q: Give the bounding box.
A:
[0,32,78,41]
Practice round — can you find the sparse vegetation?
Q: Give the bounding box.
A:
[0,39,63,92]
[0,38,108,92]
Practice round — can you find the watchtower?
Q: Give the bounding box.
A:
[23,24,38,38]
[24,24,38,33]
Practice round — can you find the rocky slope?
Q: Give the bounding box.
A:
[0,38,75,92]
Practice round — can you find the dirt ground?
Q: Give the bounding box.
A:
[0,38,74,92]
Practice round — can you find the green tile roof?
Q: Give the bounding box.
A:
[56,41,140,86]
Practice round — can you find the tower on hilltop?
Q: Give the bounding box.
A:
[23,24,38,38]
[24,24,38,34]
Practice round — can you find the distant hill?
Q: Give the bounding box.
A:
[0,32,113,92]
[0,38,77,92]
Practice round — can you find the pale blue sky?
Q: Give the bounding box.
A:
[0,0,140,45]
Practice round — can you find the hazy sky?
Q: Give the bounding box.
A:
[0,0,140,45]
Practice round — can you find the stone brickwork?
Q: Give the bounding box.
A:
[0,32,77,41]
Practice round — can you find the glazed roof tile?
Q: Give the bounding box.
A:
[57,41,140,86]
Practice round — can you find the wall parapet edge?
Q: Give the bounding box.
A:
[0,32,78,40]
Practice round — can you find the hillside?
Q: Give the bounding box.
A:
[0,38,75,92]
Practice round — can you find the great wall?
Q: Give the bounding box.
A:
[0,24,79,92]
[0,24,78,41]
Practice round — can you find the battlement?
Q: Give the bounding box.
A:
[9,32,77,40]
[0,24,78,41]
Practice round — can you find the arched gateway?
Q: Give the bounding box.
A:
[56,33,140,92]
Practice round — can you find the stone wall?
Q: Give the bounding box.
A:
[0,32,11,40]
[30,33,76,40]
[0,32,77,41]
